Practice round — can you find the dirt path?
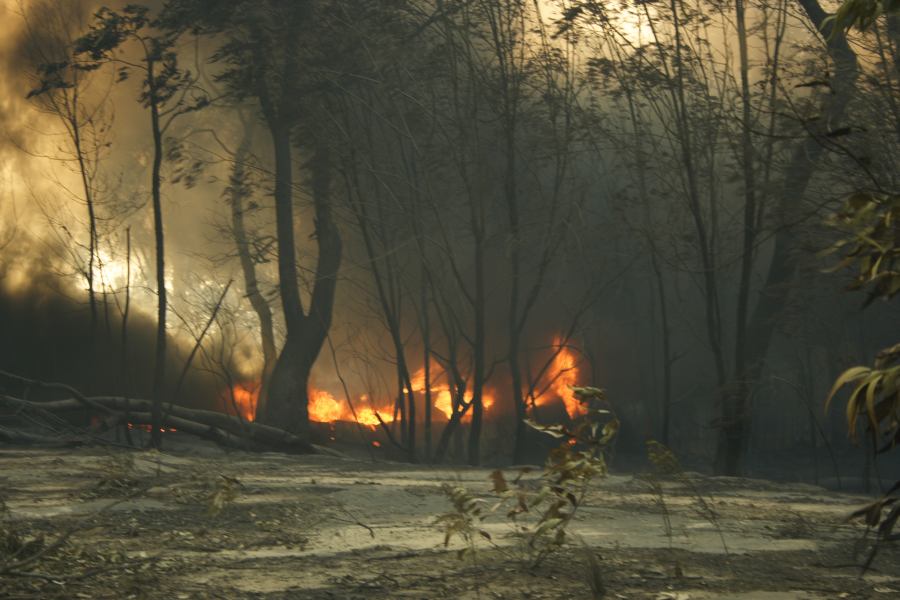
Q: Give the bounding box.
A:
[1,444,898,599]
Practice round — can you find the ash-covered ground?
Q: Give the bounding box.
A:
[1,440,898,599]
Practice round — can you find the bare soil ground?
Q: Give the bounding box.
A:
[1,442,898,599]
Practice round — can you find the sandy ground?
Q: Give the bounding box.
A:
[1,441,898,599]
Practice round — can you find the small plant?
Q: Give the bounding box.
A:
[824,192,900,453]
[436,386,618,572]
[643,440,728,554]
[87,453,142,497]
[824,189,900,570]
[207,475,243,517]
[435,482,492,560]
[848,481,900,571]
[0,492,47,578]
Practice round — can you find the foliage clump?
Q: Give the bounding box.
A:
[824,189,900,568]
[825,193,900,452]
[829,0,900,31]
[436,386,617,573]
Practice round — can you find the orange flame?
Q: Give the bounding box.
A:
[432,388,495,421]
[308,390,345,422]
[535,337,586,419]
[226,382,259,422]
[221,383,398,429]
[308,389,394,429]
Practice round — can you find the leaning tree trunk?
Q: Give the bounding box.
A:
[715,0,859,475]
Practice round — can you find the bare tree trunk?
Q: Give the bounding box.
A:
[715,0,759,475]
[422,282,433,462]
[651,253,674,447]
[71,100,98,340]
[121,226,133,446]
[467,231,486,466]
[149,58,167,450]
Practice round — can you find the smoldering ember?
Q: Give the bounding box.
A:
[0,0,898,598]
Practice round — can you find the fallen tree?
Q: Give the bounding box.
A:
[0,371,335,455]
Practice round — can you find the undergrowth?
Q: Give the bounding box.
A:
[436,385,618,589]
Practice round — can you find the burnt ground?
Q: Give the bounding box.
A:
[1,441,898,599]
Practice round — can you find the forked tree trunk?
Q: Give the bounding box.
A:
[261,128,341,437]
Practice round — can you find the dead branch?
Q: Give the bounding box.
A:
[0,370,115,416]
[0,425,87,447]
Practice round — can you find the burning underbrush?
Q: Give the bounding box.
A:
[220,336,587,442]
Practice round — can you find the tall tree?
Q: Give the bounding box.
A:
[75,5,207,447]
[24,0,110,340]
[166,0,343,437]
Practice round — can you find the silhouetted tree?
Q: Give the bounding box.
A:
[74,4,208,447]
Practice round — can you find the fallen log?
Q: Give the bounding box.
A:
[0,393,329,455]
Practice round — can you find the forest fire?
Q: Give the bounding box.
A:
[0,0,893,594]
[222,335,581,429]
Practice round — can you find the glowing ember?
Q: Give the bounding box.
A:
[227,382,259,422]
[127,423,177,433]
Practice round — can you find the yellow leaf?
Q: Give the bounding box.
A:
[826,366,871,412]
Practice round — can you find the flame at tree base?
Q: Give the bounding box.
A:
[221,334,585,431]
[309,390,394,429]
